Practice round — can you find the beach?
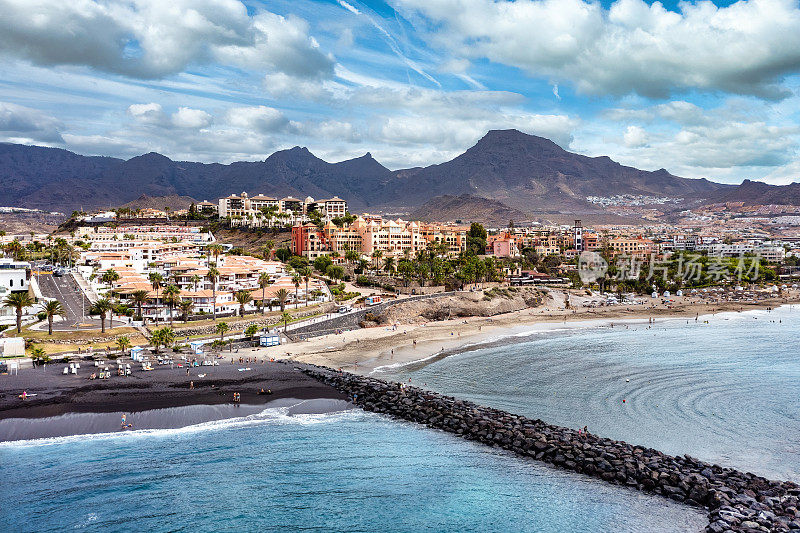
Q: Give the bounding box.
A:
[252,290,800,374]
[0,358,346,422]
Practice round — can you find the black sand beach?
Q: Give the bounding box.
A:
[0,358,346,421]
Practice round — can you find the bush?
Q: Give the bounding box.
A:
[37,312,47,321]
[356,275,371,286]
[363,312,386,324]
[381,284,396,293]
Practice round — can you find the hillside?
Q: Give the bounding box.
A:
[0,130,748,215]
[382,130,728,213]
[705,179,800,206]
[411,194,528,226]
[119,194,198,211]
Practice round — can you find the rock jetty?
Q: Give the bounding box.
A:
[302,366,800,532]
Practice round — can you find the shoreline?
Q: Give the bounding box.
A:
[265,294,798,374]
[0,360,346,422]
[3,294,793,425]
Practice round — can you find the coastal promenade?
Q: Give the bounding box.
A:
[303,365,800,533]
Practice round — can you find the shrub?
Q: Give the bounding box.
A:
[36,312,47,321]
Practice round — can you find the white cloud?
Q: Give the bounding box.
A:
[0,101,63,142]
[0,0,334,80]
[171,107,212,129]
[127,103,165,125]
[225,106,289,133]
[393,0,800,98]
[762,161,800,185]
[623,125,647,148]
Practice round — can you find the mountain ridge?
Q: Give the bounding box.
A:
[2,130,790,216]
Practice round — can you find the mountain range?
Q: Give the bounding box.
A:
[1,129,797,218]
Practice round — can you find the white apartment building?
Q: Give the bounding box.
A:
[0,259,31,292]
[218,192,348,228]
[708,242,786,262]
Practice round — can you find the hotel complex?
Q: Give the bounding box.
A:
[218,192,347,227]
[291,216,468,259]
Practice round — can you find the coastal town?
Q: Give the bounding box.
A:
[6,1,800,531]
[2,188,799,364]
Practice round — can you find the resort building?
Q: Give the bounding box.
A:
[291,216,467,259]
[218,192,348,228]
[609,236,655,258]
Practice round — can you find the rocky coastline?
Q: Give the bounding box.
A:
[302,365,800,532]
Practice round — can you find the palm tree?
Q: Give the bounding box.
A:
[208,244,224,266]
[207,266,220,321]
[41,299,64,335]
[179,299,194,323]
[150,328,163,353]
[100,268,120,289]
[91,297,114,333]
[292,274,301,309]
[234,289,253,318]
[276,288,289,313]
[130,289,149,321]
[216,321,229,341]
[372,250,383,272]
[148,272,164,322]
[244,324,259,339]
[301,268,311,306]
[150,327,175,353]
[160,327,176,351]
[281,310,292,333]
[258,272,270,314]
[30,346,48,366]
[162,284,181,327]
[190,274,201,292]
[383,257,395,274]
[116,335,131,355]
[263,240,275,260]
[3,292,33,333]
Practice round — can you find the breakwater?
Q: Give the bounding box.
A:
[302,365,800,532]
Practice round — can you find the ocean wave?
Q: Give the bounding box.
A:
[0,399,359,447]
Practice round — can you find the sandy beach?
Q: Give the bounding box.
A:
[248,290,800,374]
[2,289,795,427]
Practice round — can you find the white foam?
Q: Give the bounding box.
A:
[0,401,365,448]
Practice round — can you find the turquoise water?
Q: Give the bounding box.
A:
[0,407,706,532]
[379,305,800,482]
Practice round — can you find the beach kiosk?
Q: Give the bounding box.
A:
[130,346,144,361]
[190,341,205,355]
[259,333,281,347]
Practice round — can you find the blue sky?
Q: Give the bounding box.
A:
[0,0,799,184]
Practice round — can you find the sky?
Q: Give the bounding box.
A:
[1,0,800,185]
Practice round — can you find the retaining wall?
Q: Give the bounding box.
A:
[288,292,454,340]
[303,365,800,533]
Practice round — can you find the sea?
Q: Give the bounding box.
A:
[378,304,800,483]
[4,305,798,532]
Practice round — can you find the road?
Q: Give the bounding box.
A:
[36,272,124,331]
